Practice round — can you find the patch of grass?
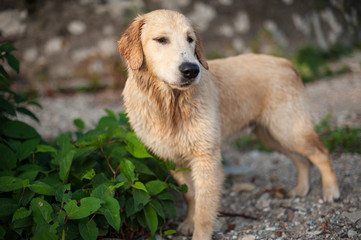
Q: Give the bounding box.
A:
[233,135,270,152]
[316,114,361,154]
[207,49,227,60]
[291,44,352,83]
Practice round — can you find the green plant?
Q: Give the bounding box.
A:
[0,44,186,239]
[291,44,352,83]
[316,114,361,153]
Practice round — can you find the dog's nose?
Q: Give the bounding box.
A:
[179,62,200,80]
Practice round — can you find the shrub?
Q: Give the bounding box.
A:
[0,44,186,239]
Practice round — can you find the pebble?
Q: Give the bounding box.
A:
[238,235,256,240]
[67,20,86,35]
[347,229,358,238]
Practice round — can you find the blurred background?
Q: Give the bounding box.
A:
[0,0,360,138]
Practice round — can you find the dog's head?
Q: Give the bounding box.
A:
[118,10,208,90]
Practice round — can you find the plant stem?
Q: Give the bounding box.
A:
[100,146,116,179]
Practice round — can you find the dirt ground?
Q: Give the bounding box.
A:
[18,70,361,239]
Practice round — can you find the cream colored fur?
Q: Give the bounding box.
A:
[118,9,340,240]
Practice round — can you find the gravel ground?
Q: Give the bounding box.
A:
[18,72,361,239]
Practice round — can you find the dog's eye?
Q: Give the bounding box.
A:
[154,37,168,44]
[187,35,194,43]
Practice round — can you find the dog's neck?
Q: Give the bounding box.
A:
[130,68,199,127]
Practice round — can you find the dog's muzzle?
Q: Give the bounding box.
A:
[179,62,200,85]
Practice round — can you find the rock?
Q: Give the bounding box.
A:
[67,20,86,35]
[23,48,38,62]
[45,37,64,55]
[347,229,357,238]
[0,10,27,37]
[232,183,256,192]
[188,2,216,32]
[344,210,361,223]
[238,235,256,240]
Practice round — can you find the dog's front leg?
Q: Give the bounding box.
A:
[191,153,224,240]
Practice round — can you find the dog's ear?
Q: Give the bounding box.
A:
[118,17,145,70]
[193,26,209,70]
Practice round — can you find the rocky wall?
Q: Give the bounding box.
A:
[0,0,360,94]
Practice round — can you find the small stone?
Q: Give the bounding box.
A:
[347,229,357,238]
[344,210,361,223]
[23,48,38,62]
[238,234,256,240]
[232,183,256,192]
[68,20,86,35]
[45,37,63,55]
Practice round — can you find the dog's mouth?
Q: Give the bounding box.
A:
[180,82,193,87]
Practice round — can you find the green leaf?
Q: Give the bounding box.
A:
[144,205,158,236]
[100,196,121,230]
[157,191,175,201]
[36,144,57,154]
[0,43,16,52]
[97,116,119,130]
[119,158,136,182]
[81,169,96,180]
[107,126,127,139]
[133,188,150,210]
[74,118,85,130]
[58,150,75,183]
[74,130,107,148]
[16,138,40,161]
[5,53,20,73]
[29,181,56,196]
[132,181,148,192]
[0,143,17,170]
[16,107,40,122]
[91,184,113,200]
[30,198,53,223]
[0,198,18,217]
[79,220,98,240]
[0,65,10,79]
[170,183,188,194]
[1,120,39,139]
[12,207,32,222]
[0,75,9,87]
[131,159,156,176]
[105,109,116,118]
[0,98,16,116]
[162,200,176,219]
[146,180,168,196]
[64,197,101,220]
[164,229,177,236]
[175,168,191,173]
[150,199,165,220]
[0,225,5,239]
[124,132,152,158]
[55,184,72,204]
[0,176,23,192]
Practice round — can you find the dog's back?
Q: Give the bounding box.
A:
[208,54,305,140]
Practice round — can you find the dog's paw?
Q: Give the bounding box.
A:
[323,183,340,202]
[177,220,194,236]
[288,185,309,198]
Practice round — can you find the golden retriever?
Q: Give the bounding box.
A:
[117,9,340,240]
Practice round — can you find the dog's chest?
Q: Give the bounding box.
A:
[125,97,220,161]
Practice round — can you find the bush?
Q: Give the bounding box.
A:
[0,44,186,239]
[316,114,361,154]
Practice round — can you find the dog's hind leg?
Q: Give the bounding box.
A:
[259,109,340,202]
[172,170,195,235]
[254,125,312,197]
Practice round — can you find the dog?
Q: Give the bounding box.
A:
[117,9,340,240]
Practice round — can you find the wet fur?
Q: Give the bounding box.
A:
[118,10,340,240]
